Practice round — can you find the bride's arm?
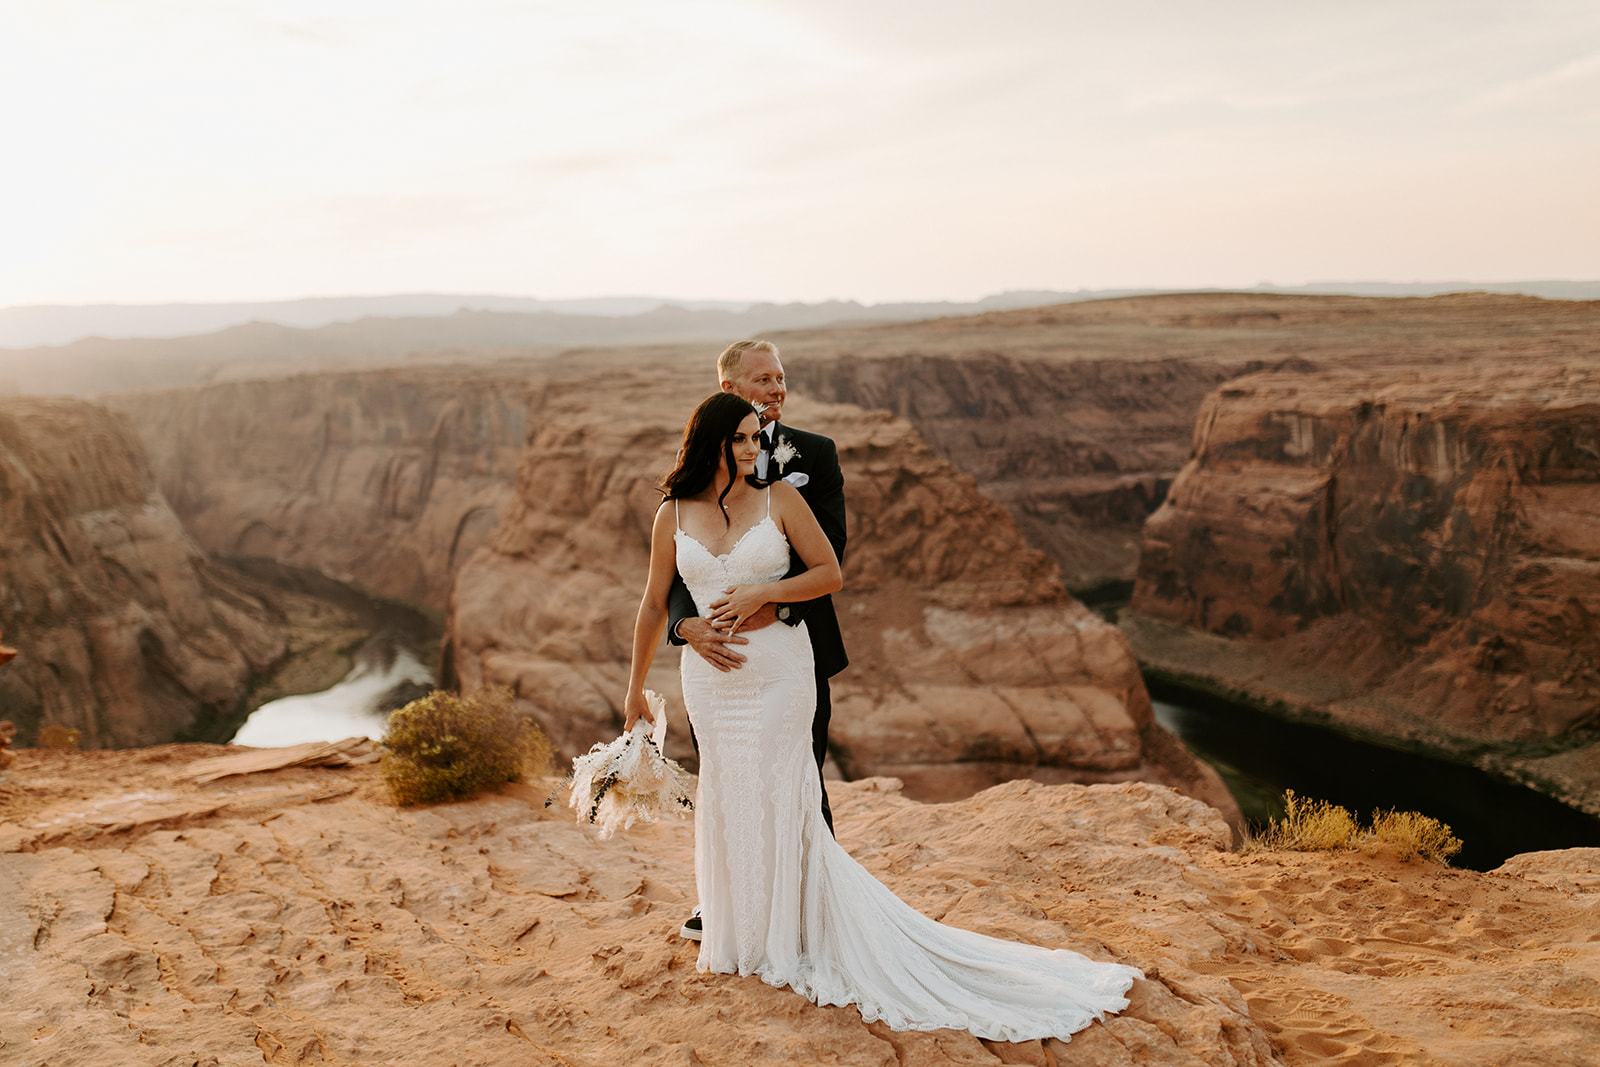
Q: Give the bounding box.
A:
[707,482,841,633]
[624,502,679,731]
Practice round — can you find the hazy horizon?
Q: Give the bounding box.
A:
[5,2,1598,307]
[6,279,1600,351]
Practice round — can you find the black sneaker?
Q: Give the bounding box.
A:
[679,910,702,941]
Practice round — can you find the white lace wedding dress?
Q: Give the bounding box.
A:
[675,493,1142,1042]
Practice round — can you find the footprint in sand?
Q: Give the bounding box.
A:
[1261,989,1410,1066]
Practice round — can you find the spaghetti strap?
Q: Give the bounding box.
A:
[765,488,772,518]
[674,498,681,531]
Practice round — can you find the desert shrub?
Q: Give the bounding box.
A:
[38,724,82,750]
[1369,808,1463,865]
[1254,790,1361,852]
[1245,790,1465,866]
[381,687,551,806]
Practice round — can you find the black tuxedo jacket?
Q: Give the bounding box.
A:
[666,421,848,678]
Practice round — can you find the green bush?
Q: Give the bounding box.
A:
[381,687,551,806]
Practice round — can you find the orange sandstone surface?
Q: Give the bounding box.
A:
[4,747,1599,1067]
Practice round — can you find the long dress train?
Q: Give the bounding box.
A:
[675,493,1141,1042]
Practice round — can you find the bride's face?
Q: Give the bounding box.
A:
[727,413,761,478]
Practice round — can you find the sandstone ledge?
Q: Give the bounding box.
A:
[5,746,1600,1066]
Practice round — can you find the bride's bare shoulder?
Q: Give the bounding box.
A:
[769,479,804,507]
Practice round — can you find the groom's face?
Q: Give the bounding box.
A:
[722,350,786,426]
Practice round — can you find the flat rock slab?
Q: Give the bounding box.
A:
[181,737,380,784]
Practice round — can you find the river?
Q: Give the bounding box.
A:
[224,559,439,750]
[1150,679,1600,871]
[232,643,435,748]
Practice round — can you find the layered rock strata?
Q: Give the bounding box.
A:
[1128,367,1600,813]
[109,293,1600,603]
[798,353,1236,590]
[786,292,1600,591]
[0,398,286,747]
[447,384,1235,816]
[108,367,541,613]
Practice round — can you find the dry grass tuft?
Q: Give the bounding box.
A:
[381,687,551,806]
[1252,790,1362,852]
[1245,790,1464,866]
[1369,807,1464,865]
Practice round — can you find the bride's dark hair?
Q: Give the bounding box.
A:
[661,392,761,523]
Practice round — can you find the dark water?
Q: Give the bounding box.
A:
[1150,679,1600,871]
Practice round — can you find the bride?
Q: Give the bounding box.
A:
[623,391,1141,1042]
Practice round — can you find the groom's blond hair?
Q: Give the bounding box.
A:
[717,339,779,382]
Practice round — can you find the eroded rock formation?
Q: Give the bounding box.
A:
[0,398,286,747]
[447,383,1234,815]
[108,368,539,613]
[798,353,1236,591]
[105,357,1229,813]
[787,292,1600,591]
[1128,366,1600,812]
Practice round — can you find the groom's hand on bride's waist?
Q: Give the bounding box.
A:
[676,605,778,671]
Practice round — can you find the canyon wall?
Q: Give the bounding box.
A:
[108,367,543,614]
[796,353,1238,590]
[102,354,1230,813]
[1126,366,1600,812]
[446,381,1235,815]
[782,292,1600,593]
[0,398,286,746]
[108,293,1600,604]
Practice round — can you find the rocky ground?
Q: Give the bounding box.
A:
[4,746,1599,1067]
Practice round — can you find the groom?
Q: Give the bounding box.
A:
[668,340,849,938]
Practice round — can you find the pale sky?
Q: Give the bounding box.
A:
[3,0,1598,306]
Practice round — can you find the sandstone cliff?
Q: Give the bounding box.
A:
[108,367,543,613]
[445,382,1234,816]
[110,292,1600,604]
[5,746,1600,1066]
[785,292,1600,592]
[1128,366,1600,813]
[0,398,286,747]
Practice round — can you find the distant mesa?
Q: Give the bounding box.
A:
[4,281,1597,351]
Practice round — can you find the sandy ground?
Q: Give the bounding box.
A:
[3,745,1599,1066]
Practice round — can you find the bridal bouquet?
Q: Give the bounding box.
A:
[546,690,694,839]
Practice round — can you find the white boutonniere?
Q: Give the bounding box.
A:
[772,435,800,472]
